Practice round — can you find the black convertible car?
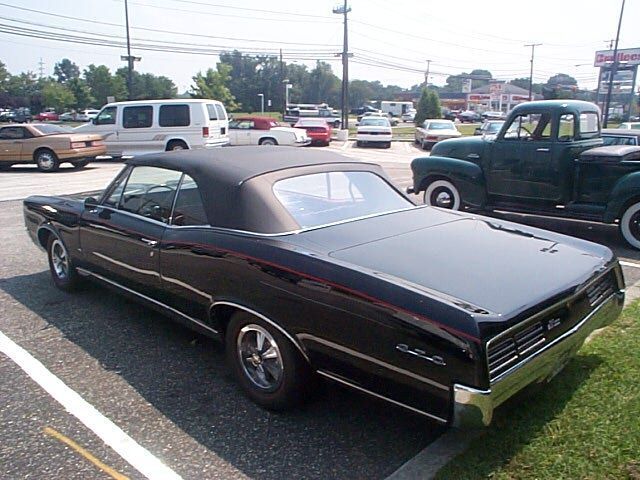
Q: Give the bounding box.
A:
[24,147,624,427]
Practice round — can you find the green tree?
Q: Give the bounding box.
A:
[84,64,126,107]
[509,77,543,94]
[304,61,340,106]
[54,58,80,84]
[66,77,94,109]
[115,69,177,100]
[189,64,238,110]
[42,81,75,111]
[415,89,442,125]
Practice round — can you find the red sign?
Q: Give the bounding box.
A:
[595,48,640,67]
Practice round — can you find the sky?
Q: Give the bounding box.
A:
[0,0,639,94]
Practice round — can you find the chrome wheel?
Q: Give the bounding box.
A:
[50,239,69,279]
[36,150,59,172]
[237,324,283,391]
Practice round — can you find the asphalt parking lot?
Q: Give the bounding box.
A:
[1,144,639,479]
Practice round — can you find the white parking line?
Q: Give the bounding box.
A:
[620,260,640,269]
[0,330,183,480]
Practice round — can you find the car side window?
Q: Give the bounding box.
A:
[503,113,551,141]
[119,166,182,223]
[558,114,575,142]
[123,106,153,129]
[171,175,209,226]
[0,127,28,139]
[95,107,116,125]
[102,168,130,208]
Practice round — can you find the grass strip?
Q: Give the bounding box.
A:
[436,300,640,480]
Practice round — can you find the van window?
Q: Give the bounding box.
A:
[206,104,218,121]
[123,106,153,129]
[159,104,190,127]
[214,104,227,120]
[96,106,116,125]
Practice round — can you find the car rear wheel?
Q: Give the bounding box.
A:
[423,179,461,210]
[259,138,277,146]
[225,311,310,410]
[35,149,60,172]
[620,201,640,249]
[47,234,79,291]
[166,140,188,151]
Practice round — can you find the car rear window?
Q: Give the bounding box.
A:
[273,171,412,229]
[427,122,455,130]
[159,104,190,127]
[360,118,390,127]
[206,104,218,120]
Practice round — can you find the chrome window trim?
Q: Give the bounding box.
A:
[77,267,219,335]
[316,370,447,424]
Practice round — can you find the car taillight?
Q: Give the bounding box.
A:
[202,127,209,137]
[70,141,85,149]
[92,140,104,146]
[426,136,438,140]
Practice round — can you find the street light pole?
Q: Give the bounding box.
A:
[121,0,140,100]
[333,1,351,130]
[525,43,542,101]
[258,93,264,113]
[603,0,626,127]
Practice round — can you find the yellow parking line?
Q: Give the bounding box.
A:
[43,427,129,480]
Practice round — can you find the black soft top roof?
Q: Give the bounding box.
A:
[126,146,386,233]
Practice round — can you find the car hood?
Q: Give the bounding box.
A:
[296,207,612,316]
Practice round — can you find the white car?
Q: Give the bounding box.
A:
[401,109,416,122]
[356,117,392,148]
[76,109,100,121]
[618,122,640,130]
[228,117,310,146]
[358,111,399,126]
[414,119,461,150]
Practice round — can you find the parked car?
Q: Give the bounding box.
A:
[0,123,105,172]
[0,109,16,122]
[59,111,76,122]
[481,111,506,120]
[357,111,399,126]
[457,111,482,123]
[601,128,640,146]
[408,100,640,249]
[356,116,392,148]
[24,147,624,427]
[294,118,332,146]
[34,109,59,122]
[75,99,229,157]
[284,106,341,129]
[474,120,505,137]
[401,109,417,122]
[13,108,32,123]
[441,109,460,121]
[229,116,310,146]
[414,120,461,150]
[617,122,640,130]
[75,109,100,122]
[350,105,380,116]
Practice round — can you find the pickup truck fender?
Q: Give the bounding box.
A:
[604,171,640,223]
[410,156,487,208]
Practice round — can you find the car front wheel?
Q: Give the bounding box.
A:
[423,179,461,210]
[225,311,310,410]
[35,150,60,172]
[47,234,79,291]
[620,201,640,249]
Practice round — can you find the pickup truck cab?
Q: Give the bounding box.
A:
[409,100,640,249]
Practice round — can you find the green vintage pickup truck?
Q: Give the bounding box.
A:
[408,100,640,249]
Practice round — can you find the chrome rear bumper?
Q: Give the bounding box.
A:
[453,291,624,428]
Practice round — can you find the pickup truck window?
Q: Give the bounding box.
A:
[503,113,551,141]
[579,112,599,139]
[559,114,576,142]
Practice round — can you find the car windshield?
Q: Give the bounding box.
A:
[273,171,412,229]
[360,118,390,127]
[427,122,455,130]
[487,122,504,132]
[31,124,74,135]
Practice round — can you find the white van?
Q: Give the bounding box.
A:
[75,99,229,157]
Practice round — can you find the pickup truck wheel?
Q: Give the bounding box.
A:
[225,312,310,410]
[620,202,640,249]
[35,149,60,172]
[423,180,461,210]
[259,138,277,146]
[47,235,79,291]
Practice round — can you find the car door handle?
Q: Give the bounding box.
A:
[140,238,158,247]
[536,148,550,152]
[466,153,480,159]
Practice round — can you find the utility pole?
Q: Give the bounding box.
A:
[525,43,542,101]
[120,0,140,100]
[38,58,45,78]
[604,0,626,128]
[425,59,431,88]
[333,1,351,130]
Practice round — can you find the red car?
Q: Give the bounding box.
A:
[294,118,332,146]
[34,110,59,121]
